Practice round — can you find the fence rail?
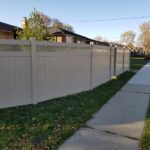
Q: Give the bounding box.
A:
[0,39,130,108]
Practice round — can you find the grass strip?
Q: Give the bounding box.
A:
[141,99,150,150]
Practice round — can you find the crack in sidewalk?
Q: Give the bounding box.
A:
[84,125,140,141]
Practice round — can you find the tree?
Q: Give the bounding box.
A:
[139,21,150,50]
[138,21,150,59]
[17,9,74,40]
[63,24,74,32]
[17,9,52,40]
[51,18,74,32]
[51,19,63,28]
[120,31,136,48]
[94,36,103,42]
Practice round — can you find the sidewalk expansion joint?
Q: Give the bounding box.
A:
[100,130,140,141]
[120,90,150,95]
[84,125,140,141]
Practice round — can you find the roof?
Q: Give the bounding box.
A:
[0,22,22,32]
[48,27,109,46]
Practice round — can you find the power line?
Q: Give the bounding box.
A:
[66,15,150,22]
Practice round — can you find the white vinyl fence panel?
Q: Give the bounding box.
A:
[35,42,91,103]
[124,48,130,71]
[0,39,130,108]
[0,40,32,108]
[116,47,124,76]
[92,45,110,88]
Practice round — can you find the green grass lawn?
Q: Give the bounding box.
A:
[130,57,146,70]
[0,72,134,150]
[141,100,150,150]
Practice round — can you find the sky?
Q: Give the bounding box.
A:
[0,0,150,41]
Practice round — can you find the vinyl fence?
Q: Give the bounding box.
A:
[0,39,130,108]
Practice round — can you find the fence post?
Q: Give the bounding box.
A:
[90,44,93,89]
[30,38,37,104]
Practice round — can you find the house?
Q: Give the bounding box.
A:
[0,22,21,39]
[48,27,109,46]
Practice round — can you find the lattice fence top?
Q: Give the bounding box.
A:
[37,41,91,48]
[0,39,31,56]
[36,45,91,52]
[36,41,92,56]
[0,39,129,57]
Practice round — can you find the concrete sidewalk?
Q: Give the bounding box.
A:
[58,63,150,150]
